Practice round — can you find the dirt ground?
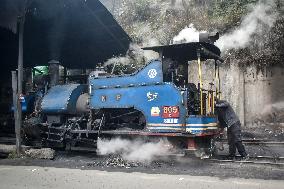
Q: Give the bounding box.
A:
[242,126,284,141]
[0,128,283,181]
[0,149,283,180]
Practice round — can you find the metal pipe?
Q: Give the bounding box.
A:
[111,62,117,74]
[215,60,221,99]
[218,64,221,99]
[110,111,138,120]
[214,61,218,97]
[212,92,215,114]
[207,91,210,115]
[98,113,105,139]
[197,50,203,115]
[243,69,246,126]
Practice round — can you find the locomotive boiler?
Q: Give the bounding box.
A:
[23,33,224,156]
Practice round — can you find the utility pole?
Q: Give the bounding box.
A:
[18,17,24,96]
[14,15,25,155]
[11,71,20,155]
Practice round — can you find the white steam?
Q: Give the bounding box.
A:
[260,102,284,122]
[97,138,172,163]
[172,1,279,52]
[104,56,131,66]
[173,24,206,44]
[104,43,158,70]
[215,0,278,52]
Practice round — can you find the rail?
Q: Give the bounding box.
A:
[207,155,284,166]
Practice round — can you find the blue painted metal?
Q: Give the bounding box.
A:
[88,60,219,134]
[186,116,218,134]
[41,84,87,114]
[89,60,218,136]
[11,95,35,113]
[33,59,219,137]
[89,60,163,89]
[11,101,27,112]
[90,82,186,133]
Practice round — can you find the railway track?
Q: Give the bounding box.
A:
[212,139,284,166]
[207,155,284,166]
[217,138,284,145]
[0,135,283,166]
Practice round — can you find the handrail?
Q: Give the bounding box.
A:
[197,50,203,115]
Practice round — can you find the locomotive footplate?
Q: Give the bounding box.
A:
[70,129,220,137]
[97,129,220,137]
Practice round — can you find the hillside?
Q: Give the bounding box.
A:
[104,0,284,67]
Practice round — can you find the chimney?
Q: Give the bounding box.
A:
[48,60,60,87]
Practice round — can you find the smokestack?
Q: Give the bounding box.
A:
[48,60,60,87]
[199,32,219,44]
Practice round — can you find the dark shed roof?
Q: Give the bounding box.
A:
[0,0,131,71]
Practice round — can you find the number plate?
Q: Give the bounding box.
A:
[162,106,180,118]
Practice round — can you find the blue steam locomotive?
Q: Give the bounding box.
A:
[23,33,223,155]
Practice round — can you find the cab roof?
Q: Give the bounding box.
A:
[143,42,223,62]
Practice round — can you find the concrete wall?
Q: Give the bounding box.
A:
[188,60,284,128]
[244,65,284,127]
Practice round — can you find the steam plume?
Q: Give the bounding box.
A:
[260,102,284,123]
[173,24,206,44]
[97,137,172,163]
[215,0,278,52]
[104,43,158,73]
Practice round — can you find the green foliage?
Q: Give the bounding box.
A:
[209,0,257,30]
[8,150,18,159]
[115,0,257,44]
[120,0,152,22]
[112,0,283,66]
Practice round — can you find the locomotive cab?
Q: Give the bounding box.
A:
[143,36,224,119]
[140,35,224,153]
